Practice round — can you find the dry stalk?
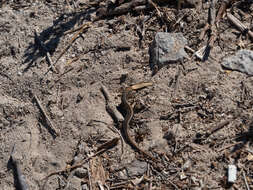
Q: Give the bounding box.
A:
[227,13,253,41]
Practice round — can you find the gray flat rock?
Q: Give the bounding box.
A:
[222,49,253,75]
[149,32,188,70]
[126,160,148,177]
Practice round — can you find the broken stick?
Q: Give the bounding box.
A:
[227,13,253,41]
[206,118,232,137]
[100,85,125,159]
[100,85,124,124]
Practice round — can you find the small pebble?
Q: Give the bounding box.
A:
[126,160,148,177]
[17,71,23,76]
[74,168,88,178]
[149,32,188,71]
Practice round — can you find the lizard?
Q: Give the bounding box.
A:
[121,82,157,161]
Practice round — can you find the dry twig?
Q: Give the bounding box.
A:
[31,91,59,136]
[198,0,218,60]
[100,85,124,124]
[242,170,250,190]
[199,0,217,41]
[206,118,232,137]
[96,0,148,19]
[100,85,125,159]
[215,0,231,26]
[217,142,239,152]
[207,0,218,48]
[148,0,161,17]
[34,30,57,73]
[44,22,91,77]
[227,13,253,40]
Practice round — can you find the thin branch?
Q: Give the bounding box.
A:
[227,13,253,40]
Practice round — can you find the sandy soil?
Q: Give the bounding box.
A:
[0,0,253,189]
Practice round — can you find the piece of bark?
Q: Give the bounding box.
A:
[90,157,107,190]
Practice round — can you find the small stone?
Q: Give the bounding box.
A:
[222,49,253,75]
[74,168,88,178]
[126,160,148,177]
[149,32,188,70]
[17,71,23,76]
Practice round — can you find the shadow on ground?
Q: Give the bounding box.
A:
[22,9,94,73]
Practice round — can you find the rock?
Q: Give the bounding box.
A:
[74,168,88,178]
[222,49,253,75]
[149,32,188,70]
[126,160,148,177]
[69,176,82,190]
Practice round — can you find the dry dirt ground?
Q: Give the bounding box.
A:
[0,0,253,189]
